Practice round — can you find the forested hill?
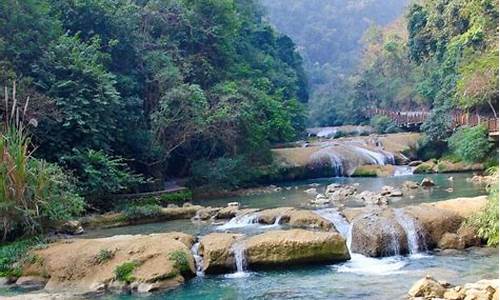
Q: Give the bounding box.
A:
[0,0,307,195]
[260,0,409,126]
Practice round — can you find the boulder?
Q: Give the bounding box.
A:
[304,188,318,195]
[350,209,408,257]
[408,160,423,167]
[414,161,436,174]
[326,184,357,201]
[56,220,84,235]
[430,196,488,218]
[381,186,403,197]
[199,233,244,274]
[355,191,388,206]
[194,207,220,221]
[436,160,484,173]
[244,229,350,268]
[408,275,446,298]
[457,224,482,248]
[287,210,334,231]
[420,177,435,187]
[438,233,465,250]
[15,276,48,290]
[256,207,294,224]
[401,180,419,190]
[21,233,196,295]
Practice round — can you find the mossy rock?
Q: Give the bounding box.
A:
[413,161,436,174]
[435,160,484,173]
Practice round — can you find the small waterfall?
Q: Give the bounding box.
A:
[190,241,204,276]
[273,215,282,226]
[225,243,250,278]
[351,145,391,165]
[311,149,344,177]
[315,208,352,251]
[394,165,415,176]
[394,209,427,254]
[217,213,259,230]
[385,223,402,256]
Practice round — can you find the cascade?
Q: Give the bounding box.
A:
[217,213,259,230]
[394,209,427,254]
[225,243,250,278]
[393,165,415,176]
[190,241,204,276]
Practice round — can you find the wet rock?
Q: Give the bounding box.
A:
[199,233,244,274]
[430,196,488,218]
[304,188,318,195]
[401,180,419,190]
[414,161,436,174]
[444,286,466,300]
[256,207,295,224]
[438,233,465,250]
[408,275,446,298]
[355,191,388,206]
[436,160,484,173]
[310,194,330,206]
[56,220,84,235]
[381,186,403,197]
[15,276,48,290]
[21,233,196,294]
[287,210,333,231]
[215,206,239,219]
[325,184,357,201]
[457,224,482,248]
[350,209,408,257]
[194,207,220,221]
[227,202,240,208]
[420,177,435,187]
[244,229,350,268]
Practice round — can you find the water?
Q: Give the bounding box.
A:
[191,242,204,276]
[216,213,259,230]
[394,165,415,176]
[225,243,250,279]
[394,209,427,254]
[310,149,344,176]
[350,144,391,165]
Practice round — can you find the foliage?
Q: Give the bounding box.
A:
[114,261,137,283]
[467,168,499,246]
[448,125,493,163]
[370,115,400,134]
[0,124,84,241]
[122,204,162,221]
[0,237,46,277]
[60,149,143,199]
[95,249,114,264]
[168,250,190,274]
[159,190,192,204]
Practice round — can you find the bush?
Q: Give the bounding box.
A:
[114,261,137,283]
[415,137,447,161]
[467,168,499,246]
[159,190,192,204]
[122,204,162,221]
[61,149,144,200]
[168,250,190,274]
[0,125,84,241]
[95,249,114,264]
[369,115,400,134]
[448,125,493,163]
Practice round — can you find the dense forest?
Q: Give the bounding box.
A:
[260,0,409,126]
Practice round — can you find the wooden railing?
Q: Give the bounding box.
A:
[367,108,499,133]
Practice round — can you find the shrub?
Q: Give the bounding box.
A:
[0,125,84,241]
[369,115,400,134]
[95,249,114,264]
[448,125,493,163]
[159,190,192,204]
[122,204,162,221]
[467,168,499,246]
[415,137,447,161]
[168,250,190,274]
[114,261,137,283]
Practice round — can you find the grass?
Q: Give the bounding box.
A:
[114,261,138,283]
[122,204,162,221]
[168,250,190,274]
[0,237,46,277]
[95,249,114,264]
[158,190,192,204]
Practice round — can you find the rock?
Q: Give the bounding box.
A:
[420,177,435,187]
[244,229,350,268]
[408,160,423,167]
[310,194,330,206]
[355,191,388,206]
[438,233,465,250]
[199,233,244,274]
[381,186,403,197]
[351,165,395,177]
[256,207,295,224]
[325,183,342,194]
[304,188,318,195]
[57,220,84,235]
[402,180,419,190]
[435,160,484,173]
[15,276,48,290]
[326,184,357,201]
[414,161,436,174]
[227,202,239,208]
[444,286,466,300]
[20,233,195,294]
[215,206,239,219]
[350,208,408,257]
[182,202,193,207]
[287,210,334,231]
[430,196,488,218]
[194,207,220,221]
[457,224,482,248]
[389,189,403,197]
[408,276,446,298]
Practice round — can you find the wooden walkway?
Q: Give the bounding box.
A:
[368,108,499,135]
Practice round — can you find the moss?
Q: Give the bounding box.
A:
[159,190,192,204]
[436,160,484,173]
[122,204,162,221]
[351,166,377,177]
[95,249,114,264]
[413,162,435,174]
[114,261,138,283]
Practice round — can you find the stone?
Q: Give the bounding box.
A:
[15,276,48,290]
[408,160,423,166]
[227,202,240,208]
[304,188,318,195]
[325,184,357,201]
[457,224,482,248]
[244,229,350,268]
[287,210,334,231]
[20,233,196,294]
[355,191,388,206]
[408,276,446,298]
[57,220,84,235]
[215,206,239,219]
[438,233,465,250]
[420,177,435,187]
[194,207,220,221]
[199,233,244,274]
[402,180,419,189]
[444,287,466,300]
[350,208,408,257]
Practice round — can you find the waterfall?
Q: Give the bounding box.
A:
[315,208,352,251]
[225,243,250,278]
[190,241,204,276]
[350,145,392,165]
[311,149,344,177]
[273,215,282,226]
[217,213,259,230]
[384,222,402,256]
[394,209,427,254]
[394,165,415,176]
